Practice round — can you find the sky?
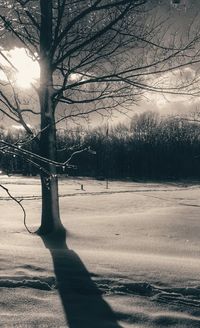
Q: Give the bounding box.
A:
[0,47,40,89]
[117,0,199,120]
[0,0,200,129]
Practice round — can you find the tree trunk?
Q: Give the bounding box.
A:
[37,0,65,235]
[38,115,64,235]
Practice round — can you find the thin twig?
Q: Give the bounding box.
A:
[0,183,36,234]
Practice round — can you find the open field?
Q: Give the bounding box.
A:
[0,176,200,327]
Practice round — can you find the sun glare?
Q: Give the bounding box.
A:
[0,47,40,89]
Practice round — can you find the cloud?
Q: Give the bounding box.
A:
[12,124,32,130]
[142,66,199,113]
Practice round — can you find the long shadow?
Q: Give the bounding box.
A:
[40,231,122,328]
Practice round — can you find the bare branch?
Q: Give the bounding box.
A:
[0,183,34,234]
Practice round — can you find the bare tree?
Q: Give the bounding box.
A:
[0,0,199,235]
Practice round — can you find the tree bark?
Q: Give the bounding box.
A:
[37,0,65,235]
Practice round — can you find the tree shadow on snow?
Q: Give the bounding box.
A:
[40,231,122,328]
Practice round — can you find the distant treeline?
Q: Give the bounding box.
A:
[1,111,200,180]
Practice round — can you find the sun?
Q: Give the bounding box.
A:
[0,47,40,89]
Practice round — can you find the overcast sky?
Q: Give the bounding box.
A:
[1,0,200,129]
[123,0,200,121]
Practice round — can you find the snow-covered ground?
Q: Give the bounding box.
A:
[0,176,200,327]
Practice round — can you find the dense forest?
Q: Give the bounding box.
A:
[1,111,200,180]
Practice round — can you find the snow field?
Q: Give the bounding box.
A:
[0,176,200,327]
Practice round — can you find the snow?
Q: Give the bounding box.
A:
[0,176,200,327]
